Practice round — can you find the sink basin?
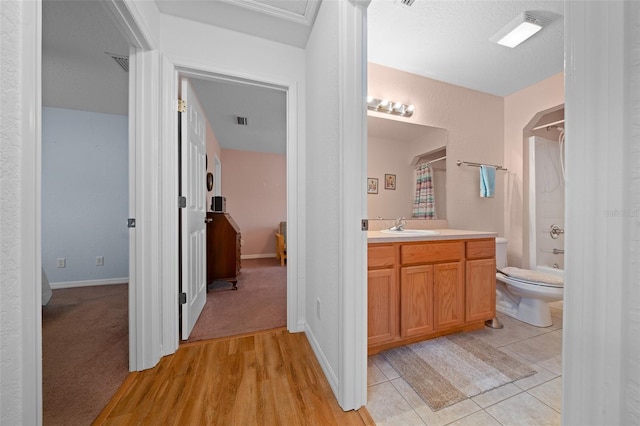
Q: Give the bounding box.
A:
[379,229,440,236]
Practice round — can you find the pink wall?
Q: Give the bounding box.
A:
[220,149,286,257]
[504,72,564,267]
[369,63,505,233]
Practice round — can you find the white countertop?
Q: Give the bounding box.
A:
[367,228,498,243]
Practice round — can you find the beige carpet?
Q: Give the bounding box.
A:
[381,332,536,411]
[186,257,287,342]
[42,283,129,426]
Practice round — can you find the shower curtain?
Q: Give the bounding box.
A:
[413,164,436,219]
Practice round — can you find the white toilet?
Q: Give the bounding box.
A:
[495,237,564,327]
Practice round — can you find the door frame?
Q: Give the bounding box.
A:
[160,57,305,347]
[101,1,157,370]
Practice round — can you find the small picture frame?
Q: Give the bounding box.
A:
[385,174,396,190]
[367,178,378,194]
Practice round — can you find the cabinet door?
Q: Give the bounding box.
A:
[466,258,496,322]
[368,268,397,346]
[434,262,464,330]
[400,265,434,338]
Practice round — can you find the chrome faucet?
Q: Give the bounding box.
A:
[390,217,406,231]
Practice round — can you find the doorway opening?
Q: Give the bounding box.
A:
[177,72,289,343]
[40,1,131,424]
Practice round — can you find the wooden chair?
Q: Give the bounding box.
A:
[275,232,287,266]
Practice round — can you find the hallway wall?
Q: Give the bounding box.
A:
[42,107,129,286]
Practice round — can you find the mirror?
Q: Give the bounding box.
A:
[368,116,448,219]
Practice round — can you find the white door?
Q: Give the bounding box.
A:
[180,78,207,339]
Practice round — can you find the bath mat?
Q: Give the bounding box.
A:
[380,333,536,411]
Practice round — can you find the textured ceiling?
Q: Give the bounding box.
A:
[190,78,287,154]
[42,0,565,155]
[42,0,129,115]
[368,0,564,96]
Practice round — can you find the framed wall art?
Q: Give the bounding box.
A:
[385,174,396,190]
[367,178,378,194]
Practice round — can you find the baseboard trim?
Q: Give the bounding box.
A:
[50,277,129,289]
[241,253,276,260]
[304,324,339,397]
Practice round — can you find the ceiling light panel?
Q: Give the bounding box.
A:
[490,12,551,48]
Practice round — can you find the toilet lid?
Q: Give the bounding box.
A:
[499,267,564,288]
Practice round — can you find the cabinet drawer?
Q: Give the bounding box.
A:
[401,242,463,265]
[466,239,495,259]
[368,245,396,269]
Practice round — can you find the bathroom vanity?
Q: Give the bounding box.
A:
[367,229,497,354]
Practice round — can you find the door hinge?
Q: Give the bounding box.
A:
[361,219,369,231]
[178,196,187,208]
[128,218,136,228]
[179,292,187,304]
[177,99,186,113]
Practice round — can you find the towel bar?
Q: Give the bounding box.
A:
[540,248,565,255]
[456,160,508,171]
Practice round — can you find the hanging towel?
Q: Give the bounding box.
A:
[480,165,496,198]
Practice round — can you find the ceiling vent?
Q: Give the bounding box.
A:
[236,116,249,126]
[395,0,415,6]
[106,52,129,72]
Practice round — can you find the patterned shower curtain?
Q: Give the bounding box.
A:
[413,164,436,219]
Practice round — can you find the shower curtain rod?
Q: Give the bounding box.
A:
[425,156,446,165]
[531,119,565,131]
[456,160,508,171]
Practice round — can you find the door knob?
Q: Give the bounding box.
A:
[205,217,213,223]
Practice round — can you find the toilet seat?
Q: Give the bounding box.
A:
[500,275,564,289]
[498,266,564,288]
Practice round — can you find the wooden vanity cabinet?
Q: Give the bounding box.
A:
[400,241,464,338]
[433,262,465,330]
[465,240,496,322]
[399,264,433,337]
[367,245,398,346]
[368,237,496,354]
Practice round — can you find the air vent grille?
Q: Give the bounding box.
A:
[106,52,129,72]
[236,116,248,126]
[396,0,415,6]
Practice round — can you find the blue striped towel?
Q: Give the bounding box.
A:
[480,165,496,198]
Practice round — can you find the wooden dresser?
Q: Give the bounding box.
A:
[206,212,241,290]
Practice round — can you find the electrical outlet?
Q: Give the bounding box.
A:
[316,298,321,319]
[57,258,66,268]
[96,256,104,266]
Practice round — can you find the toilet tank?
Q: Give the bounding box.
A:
[495,237,508,269]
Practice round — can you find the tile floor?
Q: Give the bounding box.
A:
[366,302,564,425]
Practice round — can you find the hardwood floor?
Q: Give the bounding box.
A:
[94,328,374,425]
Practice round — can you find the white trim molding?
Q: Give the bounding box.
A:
[0,0,42,423]
[563,1,640,424]
[241,253,277,260]
[129,47,163,371]
[49,278,129,290]
[160,55,180,357]
[336,0,368,411]
[160,57,305,351]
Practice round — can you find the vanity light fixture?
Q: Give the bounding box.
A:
[490,11,551,48]
[367,96,414,117]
